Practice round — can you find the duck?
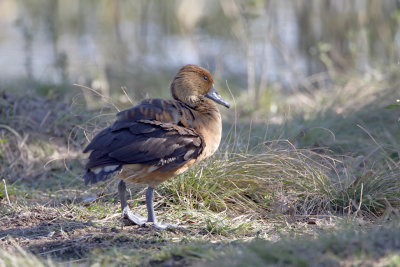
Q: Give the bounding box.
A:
[83,64,230,229]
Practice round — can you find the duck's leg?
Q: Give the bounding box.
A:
[118,180,147,225]
[145,186,157,223]
[145,186,184,230]
[145,186,167,229]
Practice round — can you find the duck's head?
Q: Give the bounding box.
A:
[171,64,230,109]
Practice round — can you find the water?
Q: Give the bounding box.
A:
[0,0,399,99]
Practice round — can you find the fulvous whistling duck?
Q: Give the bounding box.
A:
[83,64,230,229]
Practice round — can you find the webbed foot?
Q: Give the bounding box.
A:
[121,206,147,226]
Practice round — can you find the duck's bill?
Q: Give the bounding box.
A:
[205,85,230,108]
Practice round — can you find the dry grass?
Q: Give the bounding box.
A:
[162,141,334,214]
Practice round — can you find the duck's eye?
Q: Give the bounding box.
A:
[203,76,208,81]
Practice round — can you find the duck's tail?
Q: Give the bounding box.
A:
[83,165,122,185]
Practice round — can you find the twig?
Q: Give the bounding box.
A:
[121,86,134,105]
[2,179,11,206]
[347,199,352,217]
[355,183,363,217]
[223,80,238,154]
[39,110,51,128]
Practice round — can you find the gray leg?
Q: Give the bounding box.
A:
[118,180,146,225]
[146,186,156,223]
[146,186,167,229]
[145,186,184,230]
[118,180,128,211]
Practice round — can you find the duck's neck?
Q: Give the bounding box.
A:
[178,98,222,129]
[195,99,220,118]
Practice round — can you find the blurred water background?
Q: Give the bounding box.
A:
[1,0,399,111]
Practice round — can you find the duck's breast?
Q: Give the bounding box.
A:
[191,105,222,161]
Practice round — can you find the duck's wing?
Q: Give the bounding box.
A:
[83,99,204,173]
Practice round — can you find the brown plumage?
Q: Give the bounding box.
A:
[83,64,230,229]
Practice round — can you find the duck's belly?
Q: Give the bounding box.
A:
[118,159,196,187]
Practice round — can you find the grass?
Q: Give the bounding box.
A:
[0,244,54,267]
[161,141,400,219]
[0,70,400,265]
[213,221,400,266]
